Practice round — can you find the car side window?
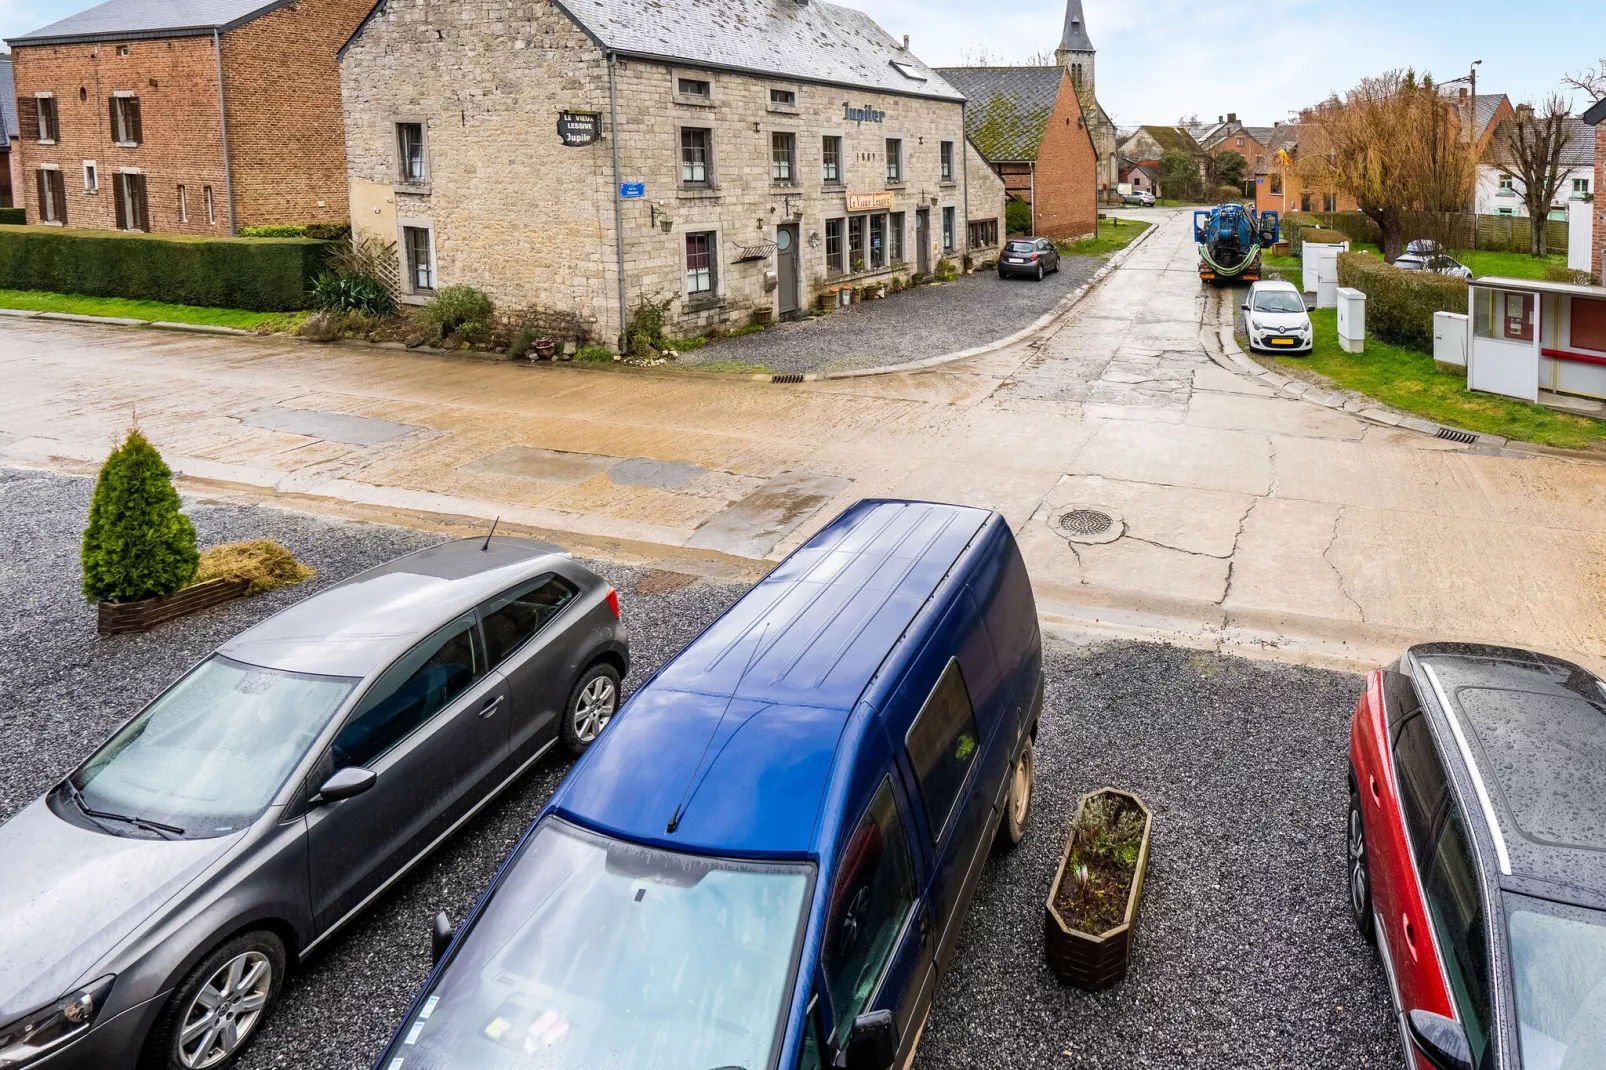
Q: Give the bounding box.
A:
[1423,806,1493,1067]
[1381,668,1422,735]
[821,777,915,1045]
[1392,713,1446,865]
[332,614,483,769]
[480,573,579,669]
[904,658,981,843]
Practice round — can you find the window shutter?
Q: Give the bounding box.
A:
[109,98,120,141]
[114,174,128,230]
[129,98,143,145]
[19,98,39,140]
[36,170,48,221]
[132,174,149,231]
[51,171,68,225]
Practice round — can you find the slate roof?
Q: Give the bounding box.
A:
[1471,94,1508,140]
[1244,125,1276,145]
[1488,115,1598,170]
[935,66,1063,162]
[0,56,16,141]
[1584,98,1606,127]
[1137,124,1200,156]
[552,0,961,102]
[7,0,282,45]
[1059,0,1093,52]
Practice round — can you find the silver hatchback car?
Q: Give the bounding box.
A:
[0,538,628,1070]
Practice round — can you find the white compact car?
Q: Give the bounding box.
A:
[1242,280,1313,353]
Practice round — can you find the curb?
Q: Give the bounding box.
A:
[0,307,254,335]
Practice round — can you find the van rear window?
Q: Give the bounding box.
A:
[904,659,980,842]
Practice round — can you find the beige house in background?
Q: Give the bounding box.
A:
[339,0,1005,345]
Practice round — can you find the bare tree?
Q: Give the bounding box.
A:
[1487,95,1572,256]
[958,44,1001,67]
[1564,60,1606,103]
[1022,49,1056,67]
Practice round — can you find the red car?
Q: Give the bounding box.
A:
[1348,644,1606,1070]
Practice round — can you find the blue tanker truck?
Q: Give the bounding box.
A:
[1194,203,1280,284]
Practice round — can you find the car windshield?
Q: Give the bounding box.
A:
[1253,291,1305,313]
[73,655,356,837]
[388,820,812,1070]
[1005,241,1036,253]
[1507,894,1606,1069]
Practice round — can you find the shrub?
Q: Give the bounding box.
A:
[626,293,675,354]
[0,227,329,310]
[416,284,494,344]
[934,257,958,280]
[1308,212,1381,246]
[298,310,345,342]
[574,343,615,363]
[0,208,24,226]
[1337,251,1467,352]
[238,225,308,238]
[1005,196,1032,235]
[329,236,401,299]
[306,223,352,241]
[81,429,199,603]
[1545,265,1600,287]
[309,270,395,315]
[508,328,539,360]
[666,336,708,352]
[194,539,314,596]
[1299,228,1350,248]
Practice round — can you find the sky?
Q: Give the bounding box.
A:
[2,0,1602,128]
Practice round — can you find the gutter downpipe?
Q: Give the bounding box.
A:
[1030,161,1037,234]
[212,29,236,234]
[960,101,970,263]
[607,52,628,352]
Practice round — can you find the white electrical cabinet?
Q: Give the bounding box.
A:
[1316,248,1341,310]
[1337,287,1366,353]
[1433,311,1468,368]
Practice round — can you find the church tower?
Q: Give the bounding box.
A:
[1055,0,1095,105]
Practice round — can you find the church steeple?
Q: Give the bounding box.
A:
[1055,0,1095,96]
[1058,0,1094,53]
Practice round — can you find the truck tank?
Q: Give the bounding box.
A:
[1194,203,1280,284]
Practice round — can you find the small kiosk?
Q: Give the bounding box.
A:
[1466,276,1606,404]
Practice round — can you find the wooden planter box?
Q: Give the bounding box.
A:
[1044,788,1153,990]
[98,579,249,636]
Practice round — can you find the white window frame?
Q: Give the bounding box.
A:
[398,218,437,298]
[82,160,98,192]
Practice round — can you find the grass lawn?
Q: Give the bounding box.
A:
[1060,217,1153,259]
[0,289,304,331]
[1262,309,1606,450]
[1459,249,1568,280]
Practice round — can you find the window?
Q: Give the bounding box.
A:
[825,218,845,274]
[331,615,483,770]
[890,60,926,82]
[821,778,915,1043]
[113,172,149,232]
[203,185,215,225]
[940,140,954,181]
[677,77,710,99]
[35,97,59,143]
[904,658,980,841]
[888,211,904,263]
[480,574,578,669]
[1501,291,1535,342]
[35,168,67,224]
[397,122,426,184]
[769,88,796,108]
[1572,298,1606,352]
[941,206,955,252]
[1422,807,1493,1066]
[869,213,885,269]
[177,184,188,223]
[1508,898,1606,1070]
[848,215,865,271]
[686,231,716,296]
[82,160,98,192]
[885,138,902,183]
[1269,172,1282,195]
[1235,136,1245,147]
[1574,177,1592,197]
[771,131,796,184]
[1498,175,1515,193]
[110,95,142,146]
[116,45,129,56]
[1392,714,1447,862]
[681,128,711,185]
[1300,192,1311,212]
[821,136,842,185]
[1323,194,1337,212]
[404,225,434,291]
[967,219,999,249]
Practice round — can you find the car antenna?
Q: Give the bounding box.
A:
[667,623,768,834]
[481,516,500,551]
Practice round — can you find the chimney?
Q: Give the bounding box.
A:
[1516,103,1534,121]
[1458,87,1468,104]
[1217,115,1224,123]
[902,34,909,50]
[1227,112,1237,123]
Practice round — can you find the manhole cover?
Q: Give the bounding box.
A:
[1059,509,1114,537]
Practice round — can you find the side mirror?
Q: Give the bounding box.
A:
[1241,303,1251,311]
[844,1009,897,1070]
[431,911,456,964]
[1407,1010,1474,1070]
[314,766,376,804]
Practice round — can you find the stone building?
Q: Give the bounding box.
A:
[5,0,373,233]
[339,0,1007,344]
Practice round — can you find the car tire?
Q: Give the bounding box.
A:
[1347,788,1376,946]
[141,930,286,1070]
[1035,264,1044,281]
[562,661,621,757]
[996,737,1035,849]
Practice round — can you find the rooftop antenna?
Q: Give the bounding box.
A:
[667,622,769,834]
[481,516,500,551]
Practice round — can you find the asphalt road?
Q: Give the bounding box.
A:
[0,466,1400,1069]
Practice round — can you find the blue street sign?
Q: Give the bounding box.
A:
[620,183,645,199]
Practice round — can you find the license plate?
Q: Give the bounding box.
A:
[1270,338,1295,346]
[1007,258,1025,264]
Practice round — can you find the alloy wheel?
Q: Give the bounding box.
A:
[178,951,272,1069]
[1011,747,1034,827]
[574,676,618,743]
[1348,806,1368,918]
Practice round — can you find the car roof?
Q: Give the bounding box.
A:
[218,536,571,677]
[549,499,993,858]
[1250,279,1299,292]
[1407,643,1606,901]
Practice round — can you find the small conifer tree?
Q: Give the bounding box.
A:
[82,430,199,603]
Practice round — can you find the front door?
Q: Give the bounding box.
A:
[777,224,800,317]
[915,210,930,275]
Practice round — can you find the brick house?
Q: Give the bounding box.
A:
[1116,124,1205,195]
[339,0,1006,342]
[1253,123,1359,216]
[1,55,18,208]
[6,0,372,234]
[935,66,1097,239]
[1585,96,1605,280]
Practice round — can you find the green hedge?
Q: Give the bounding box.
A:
[1299,229,1350,249]
[0,208,24,226]
[0,226,330,310]
[1306,212,1381,246]
[1337,252,1467,352]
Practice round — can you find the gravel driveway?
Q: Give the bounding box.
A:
[675,257,1102,376]
[0,467,1399,1069]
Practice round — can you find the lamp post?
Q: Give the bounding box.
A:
[1470,59,1482,250]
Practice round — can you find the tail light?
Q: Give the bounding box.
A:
[605,587,620,618]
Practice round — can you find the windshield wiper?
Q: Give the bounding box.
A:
[64,781,185,839]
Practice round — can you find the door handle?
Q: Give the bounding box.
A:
[1402,914,1419,962]
[1369,775,1381,804]
[478,695,505,719]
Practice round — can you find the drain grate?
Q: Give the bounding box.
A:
[1058,509,1114,537]
[771,372,804,384]
[1435,426,1478,445]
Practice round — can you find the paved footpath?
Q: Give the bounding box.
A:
[5,208,1605,670]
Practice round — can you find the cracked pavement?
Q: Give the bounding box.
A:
[4,208,1605,670]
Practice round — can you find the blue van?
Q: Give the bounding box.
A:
[375,500,1044,1070]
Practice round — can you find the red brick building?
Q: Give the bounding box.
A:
[1586,97,1606,281]
[6,0,371,234]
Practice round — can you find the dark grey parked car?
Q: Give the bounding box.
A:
[0,538,627,1070]
[997,237,1062,280]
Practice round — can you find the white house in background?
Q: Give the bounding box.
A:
[1477,115,1595,219]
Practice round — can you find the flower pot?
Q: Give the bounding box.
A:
[97,578,250,636]
[533,338,557,360]
[1044,787,1152,990]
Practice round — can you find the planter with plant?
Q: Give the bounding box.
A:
[417,285,495,348]
[1044,787,1153,989]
